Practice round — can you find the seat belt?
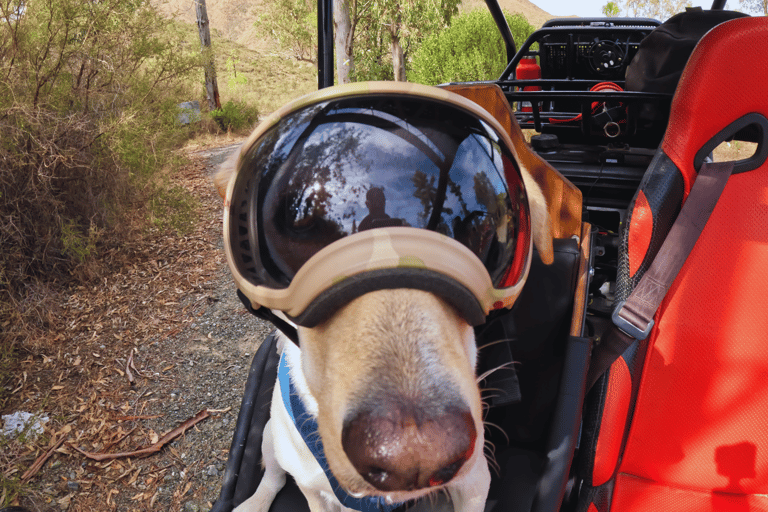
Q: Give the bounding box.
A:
[587,161,735,388]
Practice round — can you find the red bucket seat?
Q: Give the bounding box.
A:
[578,16,768,512]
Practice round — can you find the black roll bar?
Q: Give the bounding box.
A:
[317,0,334,89]
[485,0,517,63]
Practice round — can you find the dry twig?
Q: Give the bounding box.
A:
[21,427,71,483]
[70,409,211,462]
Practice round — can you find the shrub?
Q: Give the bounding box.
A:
[409,10,536,85]
[211,100,260,132]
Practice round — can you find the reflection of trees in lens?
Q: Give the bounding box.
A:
[472,171,507,258]
[448,176,469,219]
[411,169,455,236]
[474,171,510,232]
[284,123,368,237]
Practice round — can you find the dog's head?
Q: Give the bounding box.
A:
[217,83,554,501]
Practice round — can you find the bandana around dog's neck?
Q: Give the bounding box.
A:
[278,351,403,512]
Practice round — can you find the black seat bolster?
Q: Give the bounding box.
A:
[616,151,684,303]
[482,237,585,512]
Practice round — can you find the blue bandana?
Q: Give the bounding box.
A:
[278,351,402,512]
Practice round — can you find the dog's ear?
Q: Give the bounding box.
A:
[214,148,239,200]
[521,171,554,265]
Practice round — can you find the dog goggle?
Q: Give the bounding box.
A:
[223,82,533,328]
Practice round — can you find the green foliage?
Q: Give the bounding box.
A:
[0,334,16,406]
[258,0,460,83]
[409,10,535,85]
[226,56,249,89]
[353,38,395,81]
[352,0,461,82]
[603,1,621,16]
[148,184,200,235]
[211,100,259,132]
[255,0,317,63]
[0,472,22,509]
[61,219,99,263]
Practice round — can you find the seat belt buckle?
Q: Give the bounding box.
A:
[611,300,654,341]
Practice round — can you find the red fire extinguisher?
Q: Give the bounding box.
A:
[516,57,541,113]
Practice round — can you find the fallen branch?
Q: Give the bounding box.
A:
[22,429,70,483]
[70,409,211,462]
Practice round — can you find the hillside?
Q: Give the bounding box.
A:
[153,0,272,50]
[461,0,555,29]
[152,0,555,54]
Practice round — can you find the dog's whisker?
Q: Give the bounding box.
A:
[482,438,502,476]
[483,420,510,445]
[479,393,498,415]
[476,337,516,351]
[479,387,509,404]
[476,361,519,383]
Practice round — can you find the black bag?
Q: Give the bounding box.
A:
[626,8,749,123]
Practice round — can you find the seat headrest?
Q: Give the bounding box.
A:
[662,17,768,194]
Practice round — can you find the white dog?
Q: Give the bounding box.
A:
[217,147,554,512]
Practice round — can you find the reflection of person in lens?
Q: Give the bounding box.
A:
[358,187,391,232]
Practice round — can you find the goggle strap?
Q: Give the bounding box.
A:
[237,289,300,345]
[289,267,487,328]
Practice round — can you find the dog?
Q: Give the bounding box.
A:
[216,143,554,512]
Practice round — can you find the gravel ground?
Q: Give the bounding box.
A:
[130,142,275,512]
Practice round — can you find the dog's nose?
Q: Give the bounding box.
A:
[341,404,476,492]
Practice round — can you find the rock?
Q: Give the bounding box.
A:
[178,101,202,125]
[1,411,48,441]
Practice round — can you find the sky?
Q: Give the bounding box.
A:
[530,0,741,18]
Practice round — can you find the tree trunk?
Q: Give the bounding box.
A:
[389,23,406,82]
[195,0,221,111]
[334,0,356,83]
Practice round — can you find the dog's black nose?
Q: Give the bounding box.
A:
[341,403,476,492]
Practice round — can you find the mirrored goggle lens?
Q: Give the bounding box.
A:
[230,94,529,290]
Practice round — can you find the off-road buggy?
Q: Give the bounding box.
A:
[211,2,768,510]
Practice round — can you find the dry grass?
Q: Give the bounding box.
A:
[153,0,553,120]
[158,15,317,118]
[713,140,759,164]
[461,0,554,27]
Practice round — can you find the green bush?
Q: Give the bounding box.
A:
[409,10,536,85]
[211,100,260,132]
